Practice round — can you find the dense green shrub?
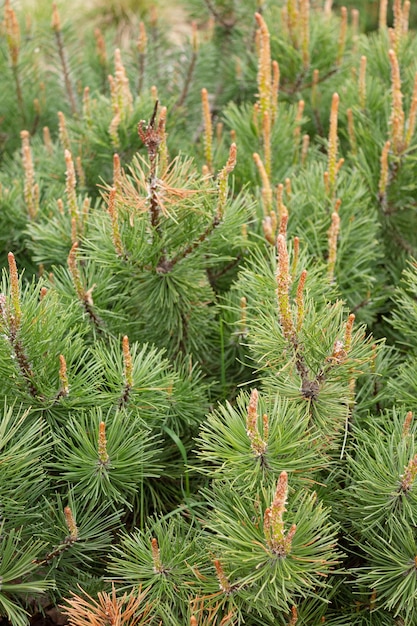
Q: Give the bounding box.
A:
[1,0,417,624]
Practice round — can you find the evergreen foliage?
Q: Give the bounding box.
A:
[1,0,417,624]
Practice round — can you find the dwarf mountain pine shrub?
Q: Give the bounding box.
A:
[1,0,417,624]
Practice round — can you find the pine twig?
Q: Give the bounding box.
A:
[203,0,236,30]
[138,100,162,231]
[174,49,198,111]
[52,4,77,115]
[157,215,221,274]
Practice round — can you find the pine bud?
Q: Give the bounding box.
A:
[216,143,237,220]
[214,559,231,593]
[138,21,147,54]
[263,216,275,245]
[58,111,70,151]
[262,110,271,178]
[301,134,310,165]
[337,7,348,66]
[216,122,223,144]
[201,88,213,172]
[59,354,69,397]
[276,234,295,340]
[114,48,133,117]
[293,101,305,158]
[393,0,403,54]
[378,140,391,198]
[253,152,272,215]
[151,537,163,573]
[0,294,7,325]
[72,217,78,248]
[400,454,417,492]
[65,149,78,224]
[202,164,210,179]
[191,20,198,53]
[40,287,48,301]
[254,13,272,117]
[402,1,410,34]
[64,506,78,541]
[5,0,21,66]
[264,471,297,556]
[271,60,280,123]
[327,211,340,283]
[113,154,122,190]
[279,212,288,238]
[351,9,359,53]
[402,411,413,437]
[405,72,417,147]
[79,199,89,236]
[296,269,307,333]
[327,93,340,194]
[122,335,133,388]
[43,126,53,155]
[288,605,298,625]
[291,236,300,278]
[109,107,121,149]
[108,188,124,258]
[262,412,269,443]
[276,183,288,223]
[324,171,330,195]
[98,421,110,465]
[269,208,277,236]
[388,28,395,50]
[270,471,288,544]
[359,56,367,110]
[51,3,61,32]
[150,5,158,28]
[329,339,347,364]
[286,0,299,45]
[8,252,21,329]
[283,523,297,554]
[158,105,168,174]
[379,0,388,30]
[300,0,310,69]
[137,21,148,94]
[246,389,268,456]
[388,48,405,155]
[344,313,355,353]
[94,27,107,66]
[324,0,333,16]
[75,156,85,189]
[82,86,91,122]
[67,242,85,301]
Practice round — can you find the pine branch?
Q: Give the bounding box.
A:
[52,4,77,115]
[157,215,221,273]
[8,327,40,398]
[138,100,164,234]
[207,255,243,288]
[67,243,105,332]
[203,0,236,30]
[174,29,198,111]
